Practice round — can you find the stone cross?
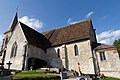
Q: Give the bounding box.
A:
[6,61,12,70]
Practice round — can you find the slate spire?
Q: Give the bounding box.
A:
[8,12,18,31]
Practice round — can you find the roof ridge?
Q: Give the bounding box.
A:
[41,19,91,33]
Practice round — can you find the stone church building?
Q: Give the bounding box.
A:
[0,13,120,78]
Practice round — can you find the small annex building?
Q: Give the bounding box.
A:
[0,13,120,78]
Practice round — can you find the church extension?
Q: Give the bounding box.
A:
[0,13,120,78]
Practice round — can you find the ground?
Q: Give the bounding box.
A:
[10,70,60,79]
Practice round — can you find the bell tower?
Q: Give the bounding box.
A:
[1,13,18,51]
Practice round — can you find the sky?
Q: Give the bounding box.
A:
[0,0,120,46]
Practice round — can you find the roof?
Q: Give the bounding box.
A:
[42,20,92,46]
[94,43,116,51]
[19,22,51,49]
[19,20,93,49]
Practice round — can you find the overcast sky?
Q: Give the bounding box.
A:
[0,0,120,46]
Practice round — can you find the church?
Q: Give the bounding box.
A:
[0,13,120,78]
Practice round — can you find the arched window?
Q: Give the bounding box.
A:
[57,48,60,58]
[74,44,78,56]
[10,42,18,58]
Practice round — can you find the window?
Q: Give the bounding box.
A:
[74,44,78,56]
[99,52,106,61]
[57,48,60,58]
[10,42,18,58]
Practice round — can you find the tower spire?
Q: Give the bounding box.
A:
[16,6,18,14]
[8,12,18,31]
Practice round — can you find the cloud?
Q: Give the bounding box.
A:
[97,30,120,45]
[67,18,72,24]
[69,21,79,24]
[85,12,94,18]
[0,34,3,46]
[67,18,80,24]
[19,16,44,30]
[101,16,107,20]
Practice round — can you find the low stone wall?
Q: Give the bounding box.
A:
[40,68,59,73]
[100,71,120,78]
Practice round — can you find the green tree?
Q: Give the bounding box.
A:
[113,39,120,57]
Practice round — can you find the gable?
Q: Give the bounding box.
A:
[7,23,27,46]
[19,22,51,49]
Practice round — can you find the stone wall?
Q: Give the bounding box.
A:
[4,23,27,70]
[96,48,120,78]
[47,40,95,74]
[46,47,63,69]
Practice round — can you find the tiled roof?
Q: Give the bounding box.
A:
[42,20,92,46]
[20,20,93,49]
[20,22,51,49]
[94,43,116,51]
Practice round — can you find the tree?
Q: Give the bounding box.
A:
[113,39,120,57]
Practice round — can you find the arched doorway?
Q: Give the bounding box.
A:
[28,57,47,70]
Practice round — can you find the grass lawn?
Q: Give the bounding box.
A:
[10,71,60,79]
[100,77,120,80]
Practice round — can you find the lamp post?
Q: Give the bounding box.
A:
[6,61,12,71]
